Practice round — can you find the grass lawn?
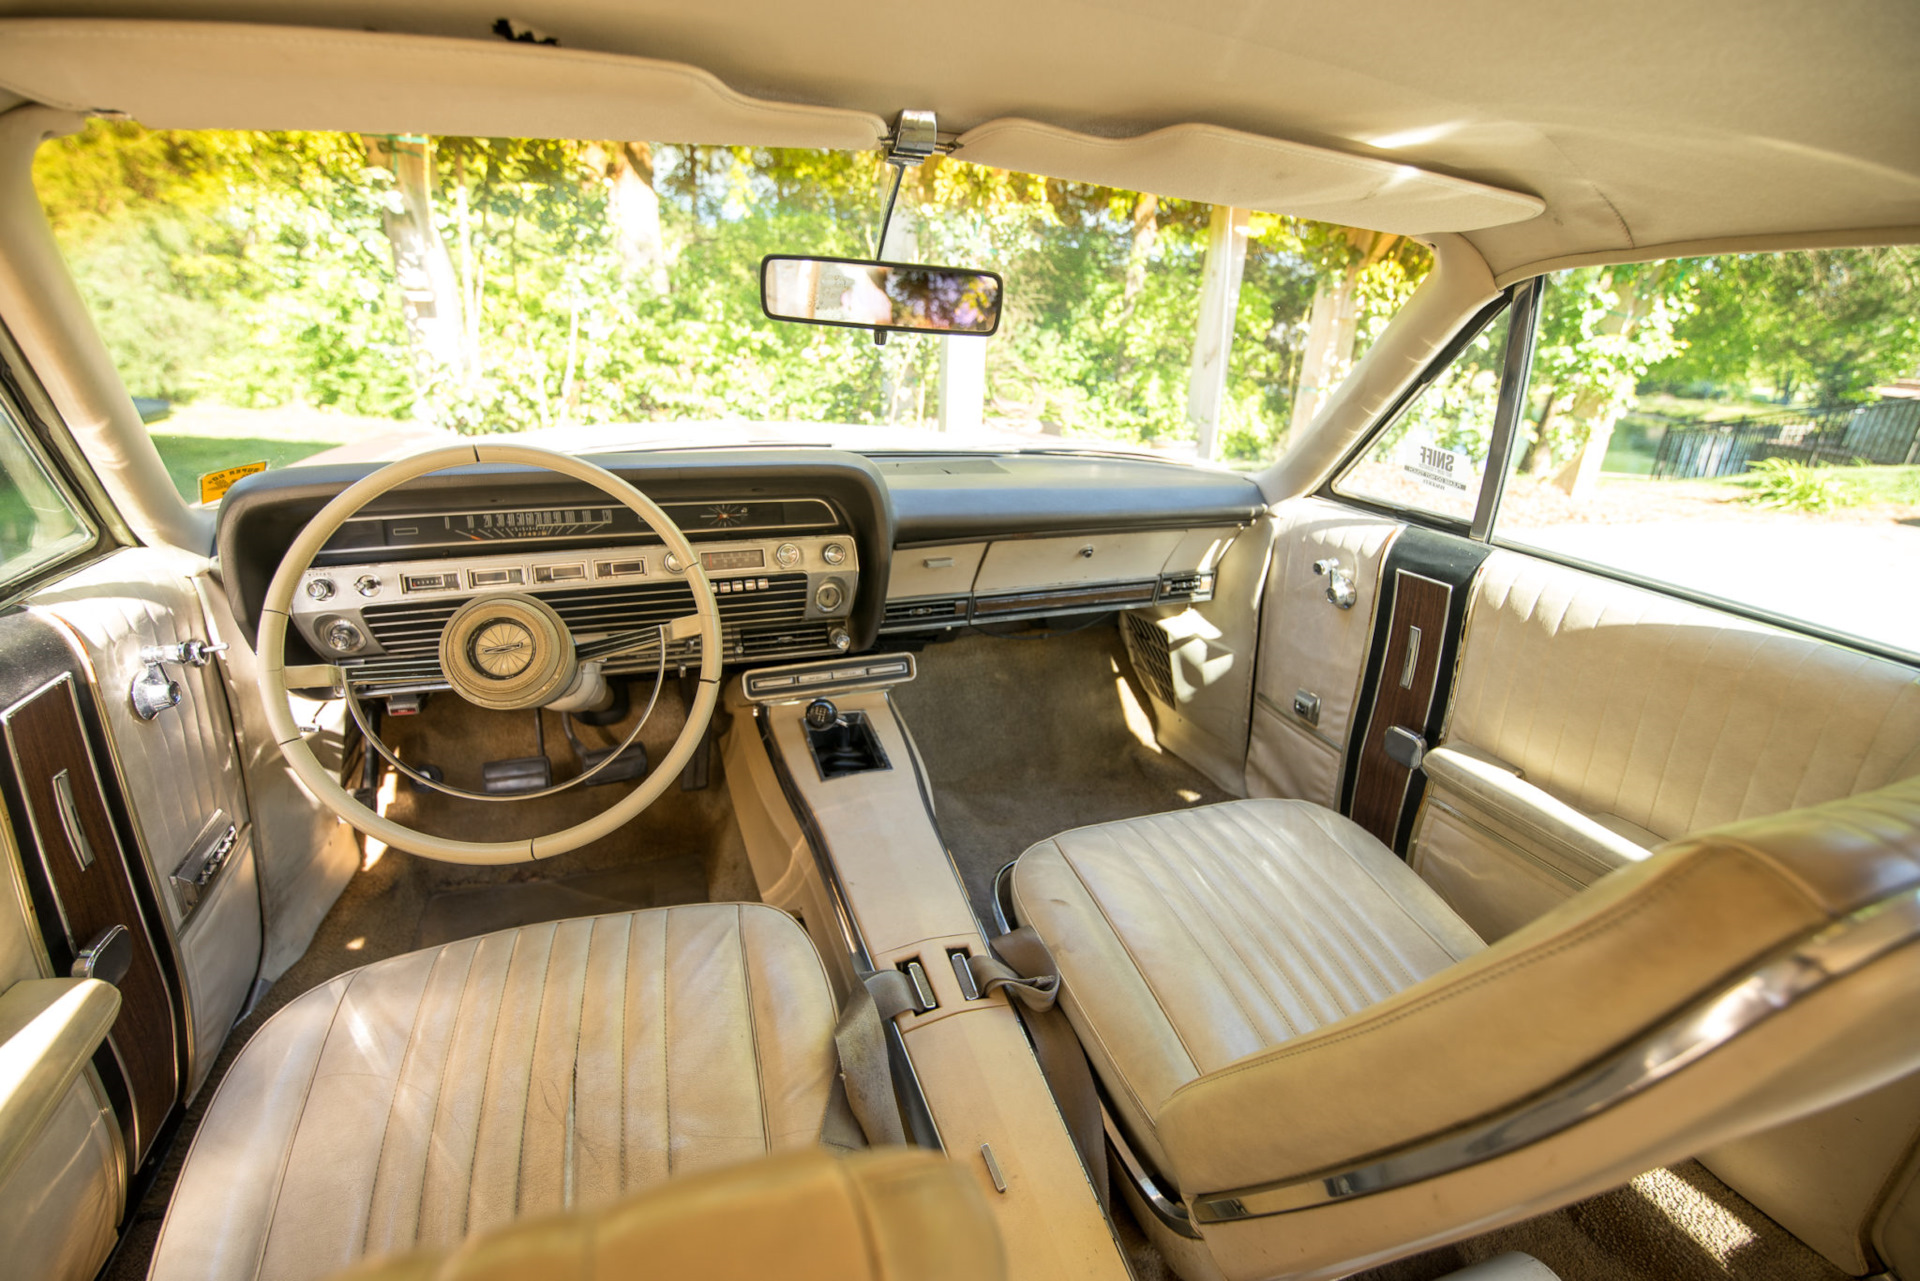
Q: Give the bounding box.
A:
[146,403,413,503]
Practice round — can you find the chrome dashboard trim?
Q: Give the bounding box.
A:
[1191,885,1920,1224]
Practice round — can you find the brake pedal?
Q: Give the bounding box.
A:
[563,714,648,786]
[480,711,553,795]
[481,755,552,794]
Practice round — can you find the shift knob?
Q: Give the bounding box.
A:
[804,699,839,730]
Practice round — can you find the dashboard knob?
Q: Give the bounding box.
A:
[774,542,802,569]
[828,626,852,653]
[324,620,366,653]
[306,578,336,601]
[804,698,839,730]
[663,552,686,574]
[821,542,848,566]
[354,575,381,598]
[814,580,846,612]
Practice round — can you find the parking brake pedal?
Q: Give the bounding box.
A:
[481,712,554,795]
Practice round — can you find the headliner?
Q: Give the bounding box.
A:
[0,0,1915,277]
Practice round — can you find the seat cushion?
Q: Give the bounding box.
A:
[150,904,838,1281]
[1012,798,1483,1178]
[330,1148,1005,1281]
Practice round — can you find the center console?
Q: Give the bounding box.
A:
[722,660,1131,1281]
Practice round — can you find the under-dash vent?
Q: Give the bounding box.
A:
[1122,611,1176,708]
[881,596,969,630]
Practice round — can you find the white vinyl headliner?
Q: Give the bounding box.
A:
[0,0,1915,276]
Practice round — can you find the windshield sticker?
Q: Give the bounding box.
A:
[1402,443,1472,495]
[199,461,268,506]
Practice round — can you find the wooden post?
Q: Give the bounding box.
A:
[1187,206,1249,460]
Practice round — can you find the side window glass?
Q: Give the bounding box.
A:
[0,397,94,591]
[1496,251,1920,658]
[1332,306,1512,524]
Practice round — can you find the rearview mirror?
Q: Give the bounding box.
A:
[761,256,1002,337]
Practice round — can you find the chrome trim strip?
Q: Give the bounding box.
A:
[1193,885,1920,1224]
[1106,1108,1201,1239]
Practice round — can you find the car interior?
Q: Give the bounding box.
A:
[0,5,1915,1281]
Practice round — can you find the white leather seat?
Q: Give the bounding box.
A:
[1011,799,1484,1175]
[1013,787,1920,1281]
[149,903,839,1281]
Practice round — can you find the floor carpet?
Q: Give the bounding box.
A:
[891,623,1233,929]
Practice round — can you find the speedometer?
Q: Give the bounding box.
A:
[447,508,618,541]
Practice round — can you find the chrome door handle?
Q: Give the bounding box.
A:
[1312,558,1358,610]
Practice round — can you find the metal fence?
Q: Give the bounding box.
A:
[1649,398,1920,480]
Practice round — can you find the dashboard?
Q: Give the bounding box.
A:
[216,448,1265,699]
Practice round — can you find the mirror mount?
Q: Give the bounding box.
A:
[876,109,941,267]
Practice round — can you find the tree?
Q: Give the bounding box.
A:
[363,135,471,422]
[1647,248,1920,405]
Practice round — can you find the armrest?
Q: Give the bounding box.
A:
[0,978,121,1189]
[1422,744,1653,877]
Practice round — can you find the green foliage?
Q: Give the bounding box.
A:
[1742,457,1847,513]
[35,124,414,414]
[35,124,1432,459]
[1649,248,1920,405]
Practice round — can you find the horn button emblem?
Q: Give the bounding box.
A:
[469,620,536,679]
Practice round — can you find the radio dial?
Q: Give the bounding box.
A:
[774,542,802,569]
[821,542,848,566]
[663,552,686,574]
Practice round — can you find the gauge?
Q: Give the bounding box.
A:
[445,508,620,542]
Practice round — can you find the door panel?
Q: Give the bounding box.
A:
[1245,498,1401,808]
[1,673,176,1161]
[31,548,293,1095]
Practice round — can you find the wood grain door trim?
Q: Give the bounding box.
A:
[3,674,178,1162]
[1350,571,1452,847]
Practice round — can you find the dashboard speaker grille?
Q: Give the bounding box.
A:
[1122,611,1176,708]
[358,573,811,658]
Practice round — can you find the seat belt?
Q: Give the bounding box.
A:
[831,968,918,1148]
[967,928,1109,1211]
[829,931,1108,1213]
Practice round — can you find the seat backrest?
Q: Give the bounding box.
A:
[329,1147,1004,1281]
[1156,777,1920,1281]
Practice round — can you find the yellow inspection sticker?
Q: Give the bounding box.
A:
[198,461,268,506]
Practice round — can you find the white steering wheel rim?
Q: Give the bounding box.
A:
[256,443,723,865]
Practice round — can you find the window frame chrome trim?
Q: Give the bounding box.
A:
[1191,884,1920,1224]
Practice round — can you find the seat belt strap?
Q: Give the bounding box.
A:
[971,927,1108,1210]
[830,969,917,1148]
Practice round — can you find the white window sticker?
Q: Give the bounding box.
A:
[1402,442,1472,494]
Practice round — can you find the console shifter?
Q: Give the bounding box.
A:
[801,698,891,779]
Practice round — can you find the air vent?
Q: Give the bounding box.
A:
[1122,611,1176,708]
[882,596,969,630]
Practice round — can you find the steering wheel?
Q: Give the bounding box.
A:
[256,443,722,865]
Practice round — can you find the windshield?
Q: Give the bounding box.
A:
[33,124,1430,500]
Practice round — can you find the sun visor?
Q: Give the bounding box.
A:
[0,20,888,150]
[955,119,1543,234]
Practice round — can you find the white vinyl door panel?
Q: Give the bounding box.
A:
[28,548,259,1088]
[1244,497,1401,802]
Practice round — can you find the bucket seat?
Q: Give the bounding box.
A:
[1010,783,1920,1280]
[149,903,843,1281]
